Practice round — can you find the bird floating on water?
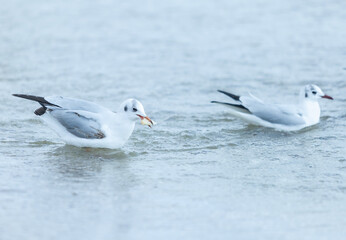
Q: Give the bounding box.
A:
[211,84,333,131]
[13,94,154,149]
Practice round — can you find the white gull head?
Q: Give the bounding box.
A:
[119,99,153,127]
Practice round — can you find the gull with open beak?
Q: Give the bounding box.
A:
[12,94,154,149]
[212,84,333,131]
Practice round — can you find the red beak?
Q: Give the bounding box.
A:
[321,94,333,100]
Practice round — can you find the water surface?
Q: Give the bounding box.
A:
[1,0,346,239]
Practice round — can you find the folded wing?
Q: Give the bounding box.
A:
[213,90,305,126]
[240,96,305,125]
[13,94,107,139]
[50,110,105,139]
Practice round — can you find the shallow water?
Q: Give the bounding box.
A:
[1,0,346,239]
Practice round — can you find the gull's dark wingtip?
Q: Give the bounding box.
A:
[211,100,225,104]
[216,90,241,101]
[217,90,227,95]
[11,94,61,108]
[211,100,229,105]
[12,94,34,99]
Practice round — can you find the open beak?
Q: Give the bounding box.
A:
[321,94,333,100]
[137,114,154,128]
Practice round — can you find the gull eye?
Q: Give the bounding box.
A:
[312,91,317,95]
[133,107,137,112]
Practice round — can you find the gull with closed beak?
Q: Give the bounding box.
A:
[211,84,333,131]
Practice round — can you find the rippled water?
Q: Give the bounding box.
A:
[1,0,346,239]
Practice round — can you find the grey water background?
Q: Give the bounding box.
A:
[1,0,346,239]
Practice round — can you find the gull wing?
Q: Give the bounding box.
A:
[240,95,305,126]
[13,94,110,139]
[50,110,105,139]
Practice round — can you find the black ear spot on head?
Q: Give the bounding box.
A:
[124,106,128,111]
[305,93,308,98]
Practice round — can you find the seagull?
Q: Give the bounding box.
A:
[211,84,333,131]
[13,94,154,149]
